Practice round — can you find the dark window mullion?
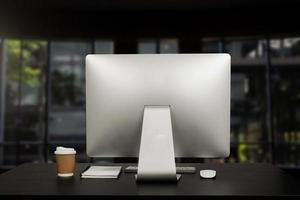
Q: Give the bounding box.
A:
[15,40,25,165]
[156,39,160,53]
[265,38,275,164]
[0,38,6,144]
[0,38,6,167]
[44,40,51,162]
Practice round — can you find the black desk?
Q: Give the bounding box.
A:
[0,163,299,199]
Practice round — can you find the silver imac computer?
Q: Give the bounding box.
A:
[86,54,230,181]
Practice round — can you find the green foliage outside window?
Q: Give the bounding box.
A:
[7,40,46,87]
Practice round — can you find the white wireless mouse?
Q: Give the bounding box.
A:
[200,170,216,179]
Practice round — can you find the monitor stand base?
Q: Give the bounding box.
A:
[136,106,179,182]
[135,174,181,181]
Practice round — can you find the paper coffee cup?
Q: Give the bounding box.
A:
[54,147,76,177]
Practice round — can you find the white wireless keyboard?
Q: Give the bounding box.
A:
[124,166,196,174]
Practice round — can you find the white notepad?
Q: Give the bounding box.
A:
[81,166,122,179]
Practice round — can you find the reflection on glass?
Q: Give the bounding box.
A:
[4,39,21,142]
[271,38,300,58]
[0,37,299,167]
[49,111,85,138]
[270,39,282,58]
[226,40,265,59]
[3,39,21,166]
[264,37,300,166]
[275,144,300,166]
[19,40,46,142]
[224,39,269,163]
[225,39,266,65]
[271,37,300,65]
[230,72,267,140]
[0,38,4,167]
[138,39,157,54]
[49,41,91,162]
[3,144,16,166]
[21,41,47,106]
[50,42,91,108]
[272,68,300,166]
[5,40,21,107]
[230,72,269,163]
[95,40,114,54]
[202,38,222,53]
[282,38,300,57]
[19,143,44,163]
[2,39,47,165]
[237,143,267,163]
[0,38,3,138]
[159,39,178,53]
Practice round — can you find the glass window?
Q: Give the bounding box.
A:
[270,37,300,65]
[49,41,92,162]
[4,39,21,142]
[159,38,178,53]
[226,39,269,163]
[0,36,299,168]
[20,40,47,165]
[270,39,282,58]
[225,39,266,65]
[19,40,47,143]
[0,38,4,167]
[2,143,16,167]
[272,70,300,167]
[0,38,4,138]
[201,38,270,164]
[50,41,90,108]
[18,143,44,164]
[138,39,157,54]
[2,39,21,166]
[282,38,300,58]
[95,40,114,54]
[202,38,222,53]
[21,40,47,106]
[271,38,300,167]
[2,39,47,166]
[230,71,269,163]
[137,38,179,54]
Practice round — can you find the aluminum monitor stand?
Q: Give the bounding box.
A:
[136,106,181,182]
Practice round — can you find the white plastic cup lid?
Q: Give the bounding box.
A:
[54,146,76,155]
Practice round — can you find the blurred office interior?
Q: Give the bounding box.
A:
[0,0,299,176]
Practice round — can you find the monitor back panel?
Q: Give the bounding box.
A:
[86,54,230,158]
